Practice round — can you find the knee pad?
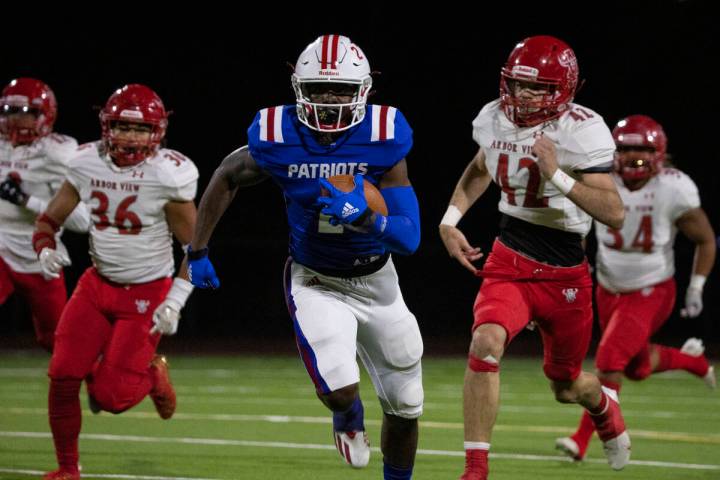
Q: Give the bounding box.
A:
[378,362,424,419]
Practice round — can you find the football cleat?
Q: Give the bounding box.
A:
[149,355,176,419]
[555,436,583,461]
[680,338,716,389]
[43,469,80,480]
[334,430,370,468]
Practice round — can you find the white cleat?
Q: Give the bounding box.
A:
[680,337,716,389]
[334,430,370,468]
[602,431,631,471]
[680,337,705,356]
[555,436,582,461]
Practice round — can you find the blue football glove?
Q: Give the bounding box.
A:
[187,247,220,289]
[317,173,369,225]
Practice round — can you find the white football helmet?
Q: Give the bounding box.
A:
[292,34,372,132]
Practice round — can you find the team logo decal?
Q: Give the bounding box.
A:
[562,288,578,303]
[135,299,151,313]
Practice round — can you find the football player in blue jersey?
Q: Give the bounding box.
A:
[188,35,423,480]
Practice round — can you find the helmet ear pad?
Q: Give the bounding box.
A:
[292,34,372,132]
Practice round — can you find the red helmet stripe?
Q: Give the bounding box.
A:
[321,35,330,69]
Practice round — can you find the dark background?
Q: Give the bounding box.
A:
[1,1,718,354]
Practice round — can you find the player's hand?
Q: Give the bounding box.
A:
[0,174,28,206]
[188,249,220,289]
[38,247,70,280]
[531,135,559,179]
[439,224,483,274]
[151,299,181,335]
[317,173,369,225]
[680,287,703,318]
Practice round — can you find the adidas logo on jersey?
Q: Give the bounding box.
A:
[341,202,359,218]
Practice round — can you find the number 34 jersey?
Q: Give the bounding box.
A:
[595,169,700,292]
[66,143,198,284]
[472,99,615,235]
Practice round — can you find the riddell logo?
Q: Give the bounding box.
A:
[319,70,340,76]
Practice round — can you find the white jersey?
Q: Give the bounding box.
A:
[472,99,615,235]
[595,169,700,292]
[66,143,198,284]
[0,134,89,273]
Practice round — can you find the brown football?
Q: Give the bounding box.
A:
[321,174,388,216]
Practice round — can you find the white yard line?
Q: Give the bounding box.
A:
[1,431,718,472]
[0,467,221,480]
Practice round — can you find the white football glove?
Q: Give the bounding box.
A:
[680,288,703,318]
[151,298,182,335]
[39,247,70,280]
[150,277,193,336]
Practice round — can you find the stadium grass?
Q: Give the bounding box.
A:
[0,352,718,479]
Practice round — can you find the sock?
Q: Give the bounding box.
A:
[333,395,365,432]
[384,462,413,480]
[48,378,82,473]
[653,344,709,377]
[573,379,621,454]
[463,443,489,478]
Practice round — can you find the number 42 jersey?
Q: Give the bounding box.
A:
[472,99,615,236]
[66,143,198,284]
[595,169,700,292]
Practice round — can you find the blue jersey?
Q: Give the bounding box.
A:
[247,104,413,274]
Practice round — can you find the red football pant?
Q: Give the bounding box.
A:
[473,240,593,381]
[47,268,171,471]
[595,278,675,378]
[0,256,66,352]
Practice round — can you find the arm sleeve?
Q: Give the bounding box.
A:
[370,185,421,255]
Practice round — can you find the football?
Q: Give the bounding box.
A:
[321,174,388,216]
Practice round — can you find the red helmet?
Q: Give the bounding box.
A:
[613,115,667,181]
[500,35,579,127]
[99,84,168,167]
[0,78,57,145]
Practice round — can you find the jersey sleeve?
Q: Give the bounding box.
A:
[247,109,271,170]
[562,108,616,172]
[667,169,701,220]
[471,100,498,150]
[42,134,80,184]
[157,149,199,201]
[390,108,413,163]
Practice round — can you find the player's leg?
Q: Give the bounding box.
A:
[46,269,111,479]
[456,277,530,480]
[14,269,67,352]
[88,276,172,416]
[284,260,367,467]
[354,258,423,479]
[540,282,630,470]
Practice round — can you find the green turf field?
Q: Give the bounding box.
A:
[0,352,717,479]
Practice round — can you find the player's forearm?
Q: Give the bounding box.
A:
[370,186,420,255]
[692,238,716,277]
[190,171,238,250]
[449,159,492,214]
[566,181,624,229]
[43,181,82,226]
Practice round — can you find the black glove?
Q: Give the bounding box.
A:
[0,175,28,206]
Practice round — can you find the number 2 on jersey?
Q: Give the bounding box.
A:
[497,153,548,208]
[90,190,142,234]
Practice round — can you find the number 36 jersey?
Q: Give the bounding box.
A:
[472,99,615,235]
[595,169,700,292]
[66,143,198,284]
